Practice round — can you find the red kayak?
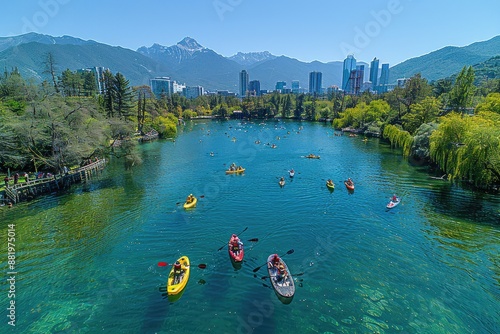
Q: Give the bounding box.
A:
[228,234,244,262]
[344,180,355,191]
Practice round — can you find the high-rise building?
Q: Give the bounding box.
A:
[309,71,322,94]
[397,78,409,88]
[248,80,261,96]
[378,64,390,93]
[150,77,174,98]
[342,55,356,91]
[173,82,186,94]
[370,57,379,91]
[239,70,249,97]
[183,86,204,99]
[348,65,364,95]
[275,81,286,91]
[291,80,300,94]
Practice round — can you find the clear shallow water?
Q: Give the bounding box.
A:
[1,120,499,334]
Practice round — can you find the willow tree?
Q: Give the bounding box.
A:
[333,99,389,129]
[429,113,469,175]
[456,113,500,186]
[475,93,500,114]
[429,110,499,186]
[383,124,413,157]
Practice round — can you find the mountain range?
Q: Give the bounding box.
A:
[0,32,499,92]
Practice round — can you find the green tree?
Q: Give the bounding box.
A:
[383,124,413,157]
[282,94,293,118]
[449,66,475,112]
[475,93,500,114]
[102,70,115,117]
[429,113,469,175]
[82,71,97,96]
[402,96,441,134]
[270,92,281,116]
[432,78,452,97]
[113,72,134,119]
[399,73,432,115]
[294,94,304,118]
[411,122,438,161]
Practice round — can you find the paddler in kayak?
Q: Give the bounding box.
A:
[269,254,281,269]
[277,263,288,282]
[173,260,188,284]
[392,194,398,201]
[229,234,243,255]
[186,194,194,204]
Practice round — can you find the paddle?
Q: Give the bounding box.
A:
[252,249,294,273]
[248,238,259,242]
[217,226,248,251]
[157,262,207,269]
[261,272,304,280]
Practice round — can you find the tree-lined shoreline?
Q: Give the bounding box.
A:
[1,59,499,191]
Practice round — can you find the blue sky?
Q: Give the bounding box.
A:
[2,0,499,66]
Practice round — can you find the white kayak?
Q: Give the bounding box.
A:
[386,198,401,209]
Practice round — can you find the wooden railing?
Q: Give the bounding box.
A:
[3,158,106,204]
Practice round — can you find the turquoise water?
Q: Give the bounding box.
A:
[1,120,499,333]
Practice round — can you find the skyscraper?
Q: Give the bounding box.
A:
[309,71,322,94]
[348,65,364,95]
[291,80,300,94]
[275,81,286,91]
[239,70,249,97]
[150,77,174,98]
[370,57,379,91]
[248,80,261,96]
[378,64,390,93]
[342,55,356,91]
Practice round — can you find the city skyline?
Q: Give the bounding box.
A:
[1,1,499,66]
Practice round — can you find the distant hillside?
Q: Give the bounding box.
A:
[389,35,500,82]
[445,55,500,85]
[0,32,96,53]
[472,55,500,82]
[0,42,168,86]
[4,32,500,92]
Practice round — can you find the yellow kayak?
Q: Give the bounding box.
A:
[167,256,190,295]
[225,168,245,174]
[326,181,335,190]
[183,196,197,209]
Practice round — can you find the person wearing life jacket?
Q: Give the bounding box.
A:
[392,194,398,202]
[277,263,287,282]
[173,261,183,284]
[229,234,243,255]
[269,254,281,269]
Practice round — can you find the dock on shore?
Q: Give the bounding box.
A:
[2,159,106,205]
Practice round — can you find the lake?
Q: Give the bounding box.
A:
[1,119,499,334]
